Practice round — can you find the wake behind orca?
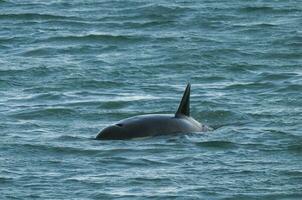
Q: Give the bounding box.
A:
[96,83,211,140]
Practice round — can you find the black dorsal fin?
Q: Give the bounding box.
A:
[175,83,190,117]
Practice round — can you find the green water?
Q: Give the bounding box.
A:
[0,0,302,199]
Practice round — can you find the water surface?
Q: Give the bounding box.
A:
[1,0,302,199]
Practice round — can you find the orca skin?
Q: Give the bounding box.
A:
[96,83,210,140]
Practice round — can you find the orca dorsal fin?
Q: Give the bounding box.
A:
[175,83,190,117]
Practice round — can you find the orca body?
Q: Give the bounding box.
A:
[96,83,210,140]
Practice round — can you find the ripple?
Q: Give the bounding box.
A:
[0,176,13,183]
[239,6,300,14]
[21,46,107,57]
[257,72,299,81]
[127,4,192,20]
[286,144,302,153]
[0,36,26,45]
[196,110,241,124]
[0,66,55,77]
[234,22,278,28]
[225,82,275,90]
[123,20,175,28]
[12,143,100,156]
[0,13,79,21]
[53,135,85,142]
[272,35,302,47]
[10,107,77,120]
[1,0,302,199]
[276,84,302,93]
[195,140,237,149]
[39,34,147,44]
[262,52,302,59]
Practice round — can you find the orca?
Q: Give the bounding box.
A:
[96,83,210,140]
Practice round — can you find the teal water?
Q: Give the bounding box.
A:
[1,0,302,199]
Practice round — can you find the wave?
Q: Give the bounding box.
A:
[0,66,57,78]
[0,36,26,44]
[239,6,300,14]
[286,144,302,152]
[12,143,100,156]
[10,107,77,120]
[123,20,175,28]
[120,4,192,18]
[39,34,147,44]
[195,140,238,149]
[257,72,299,81]
[234,22,278,29]
[54,135,85,141]
[0,176,13,183]
[224,82,275,90]
[0,13,79,21]
[272,35,302,47]
[21,47,57,57]
[21,46,109,57]
[276,84,302,93]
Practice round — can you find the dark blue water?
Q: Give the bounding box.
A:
[1,0,302,199]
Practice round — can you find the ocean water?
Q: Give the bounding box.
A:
[1,0,302,199]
